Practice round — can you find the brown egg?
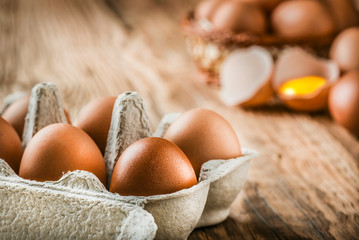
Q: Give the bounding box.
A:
[330,27,359,73]
[194,0,223,21]
[236,0,283,12]
[211,1,267,34]
[329,71,359,136]
[1,96,30,138]
[76,96,116,155]
[19,123,107,185]
[109,137,197,196]
[1,95,72,139]
[0,117,23,173]
[271,0,335,39]
[163,108,242,177]
[323,0,359,32]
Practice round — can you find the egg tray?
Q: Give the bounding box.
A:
[181,12,334,86]
[0,83,257,240]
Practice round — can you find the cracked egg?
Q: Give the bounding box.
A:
[273,48,339,112]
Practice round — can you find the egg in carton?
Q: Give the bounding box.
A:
[0,82,257,239]
[0,83,157,240]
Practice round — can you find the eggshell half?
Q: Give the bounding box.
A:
[273,48,339,111]
[220,46,274,107]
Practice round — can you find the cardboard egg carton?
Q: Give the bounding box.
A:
[0,82,257,239]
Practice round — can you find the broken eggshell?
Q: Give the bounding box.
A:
[219,46,274,107]
[273,48,339,112]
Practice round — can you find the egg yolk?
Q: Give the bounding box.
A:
[279,76,326,96]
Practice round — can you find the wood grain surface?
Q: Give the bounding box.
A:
[0,0,359,239]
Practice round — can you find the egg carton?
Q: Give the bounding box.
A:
[0,82,257,239]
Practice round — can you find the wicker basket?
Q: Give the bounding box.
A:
[181,1,359,85]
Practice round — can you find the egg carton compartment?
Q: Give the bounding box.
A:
[0,161,157,240]
[0,82,257,239]
[154,114,255,227]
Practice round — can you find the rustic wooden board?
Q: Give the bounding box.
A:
[0,0,358,239]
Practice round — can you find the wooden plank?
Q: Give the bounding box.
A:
[0,0,358,239]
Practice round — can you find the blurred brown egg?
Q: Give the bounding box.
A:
[237,0,283,12]
[194,0,223,21]
[329,71,359,136]
[163,108,242,177]
[0,117,23,173]
[330,27,359,73]
[76,96,116,155]
[109,137,197,196]
[323,0,359,32]
[1,95,71,139]
[19,123,107,186]
[211,1,267,34]
[271,0,335,39]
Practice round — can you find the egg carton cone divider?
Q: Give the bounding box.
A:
[22,82,70,148]
[104,92,210,240]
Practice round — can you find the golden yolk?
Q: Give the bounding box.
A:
[279,76,326,96]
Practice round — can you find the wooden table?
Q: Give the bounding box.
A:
[1,0,358,239]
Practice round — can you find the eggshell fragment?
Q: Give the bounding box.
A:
[0,117,23,173]
[329,71,359,136]
[273,48,339,111]
[219,46,274,107]
[330,27,359,72]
